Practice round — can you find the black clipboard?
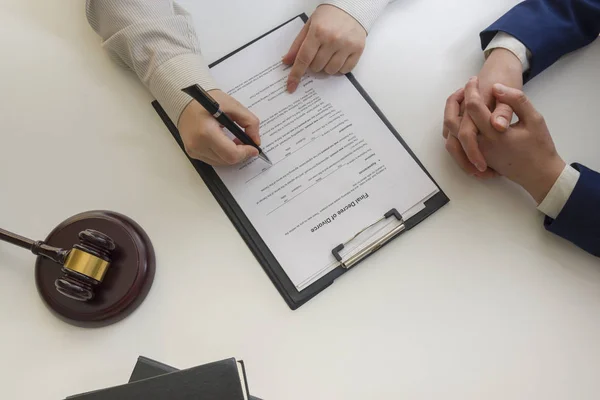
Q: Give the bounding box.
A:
[151,14,449,310]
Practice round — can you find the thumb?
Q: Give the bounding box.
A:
[492,84,538,124]
[242,145,259,160]
[283,22,309,65]
[490,102,514,132]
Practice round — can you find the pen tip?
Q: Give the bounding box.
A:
[258,152,273,166]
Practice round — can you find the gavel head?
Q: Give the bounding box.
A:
[54,229,116,302]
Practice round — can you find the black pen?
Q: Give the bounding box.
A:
[182,84,272,165]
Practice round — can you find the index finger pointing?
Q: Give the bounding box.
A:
[287,34,319,93]
[283,22,309,65]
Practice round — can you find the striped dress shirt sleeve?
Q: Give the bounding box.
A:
[86,0,393,126]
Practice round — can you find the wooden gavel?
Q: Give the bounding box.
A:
[0,227,116,301]
[0,210,155,327]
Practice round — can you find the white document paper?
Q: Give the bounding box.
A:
[208,18,438,290]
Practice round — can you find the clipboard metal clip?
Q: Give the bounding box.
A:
[331,209,405,270]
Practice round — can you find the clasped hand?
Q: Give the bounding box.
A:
[449,76,565,204]
[443,48,524,178]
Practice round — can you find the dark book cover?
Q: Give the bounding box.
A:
[128,356,178,383]
[128,356,262,400]
[66,358,247,400]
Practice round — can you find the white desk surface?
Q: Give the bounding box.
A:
[1,0,599,399]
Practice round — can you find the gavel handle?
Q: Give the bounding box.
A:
[0,228,35,249]
[0,227,69,265]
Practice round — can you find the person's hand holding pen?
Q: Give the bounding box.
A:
[178,90,261,166]
[283,4,367,93]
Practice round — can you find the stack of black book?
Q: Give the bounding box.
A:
[66,356,262,400]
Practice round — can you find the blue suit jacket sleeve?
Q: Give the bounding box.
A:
[480,0,600,82]
[544,164,600,257]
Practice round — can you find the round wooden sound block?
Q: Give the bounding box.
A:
[35,211,155,328]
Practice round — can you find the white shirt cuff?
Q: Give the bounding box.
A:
[148,53,218,127]
[537,165,581,219]
[484,32,531,73]
[321,0,391,33]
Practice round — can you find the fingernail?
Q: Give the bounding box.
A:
[287,80,298,92]
[496,116,508,129]
[493,83,505,94]
[469,76,477,82]
[476,163,486,172]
